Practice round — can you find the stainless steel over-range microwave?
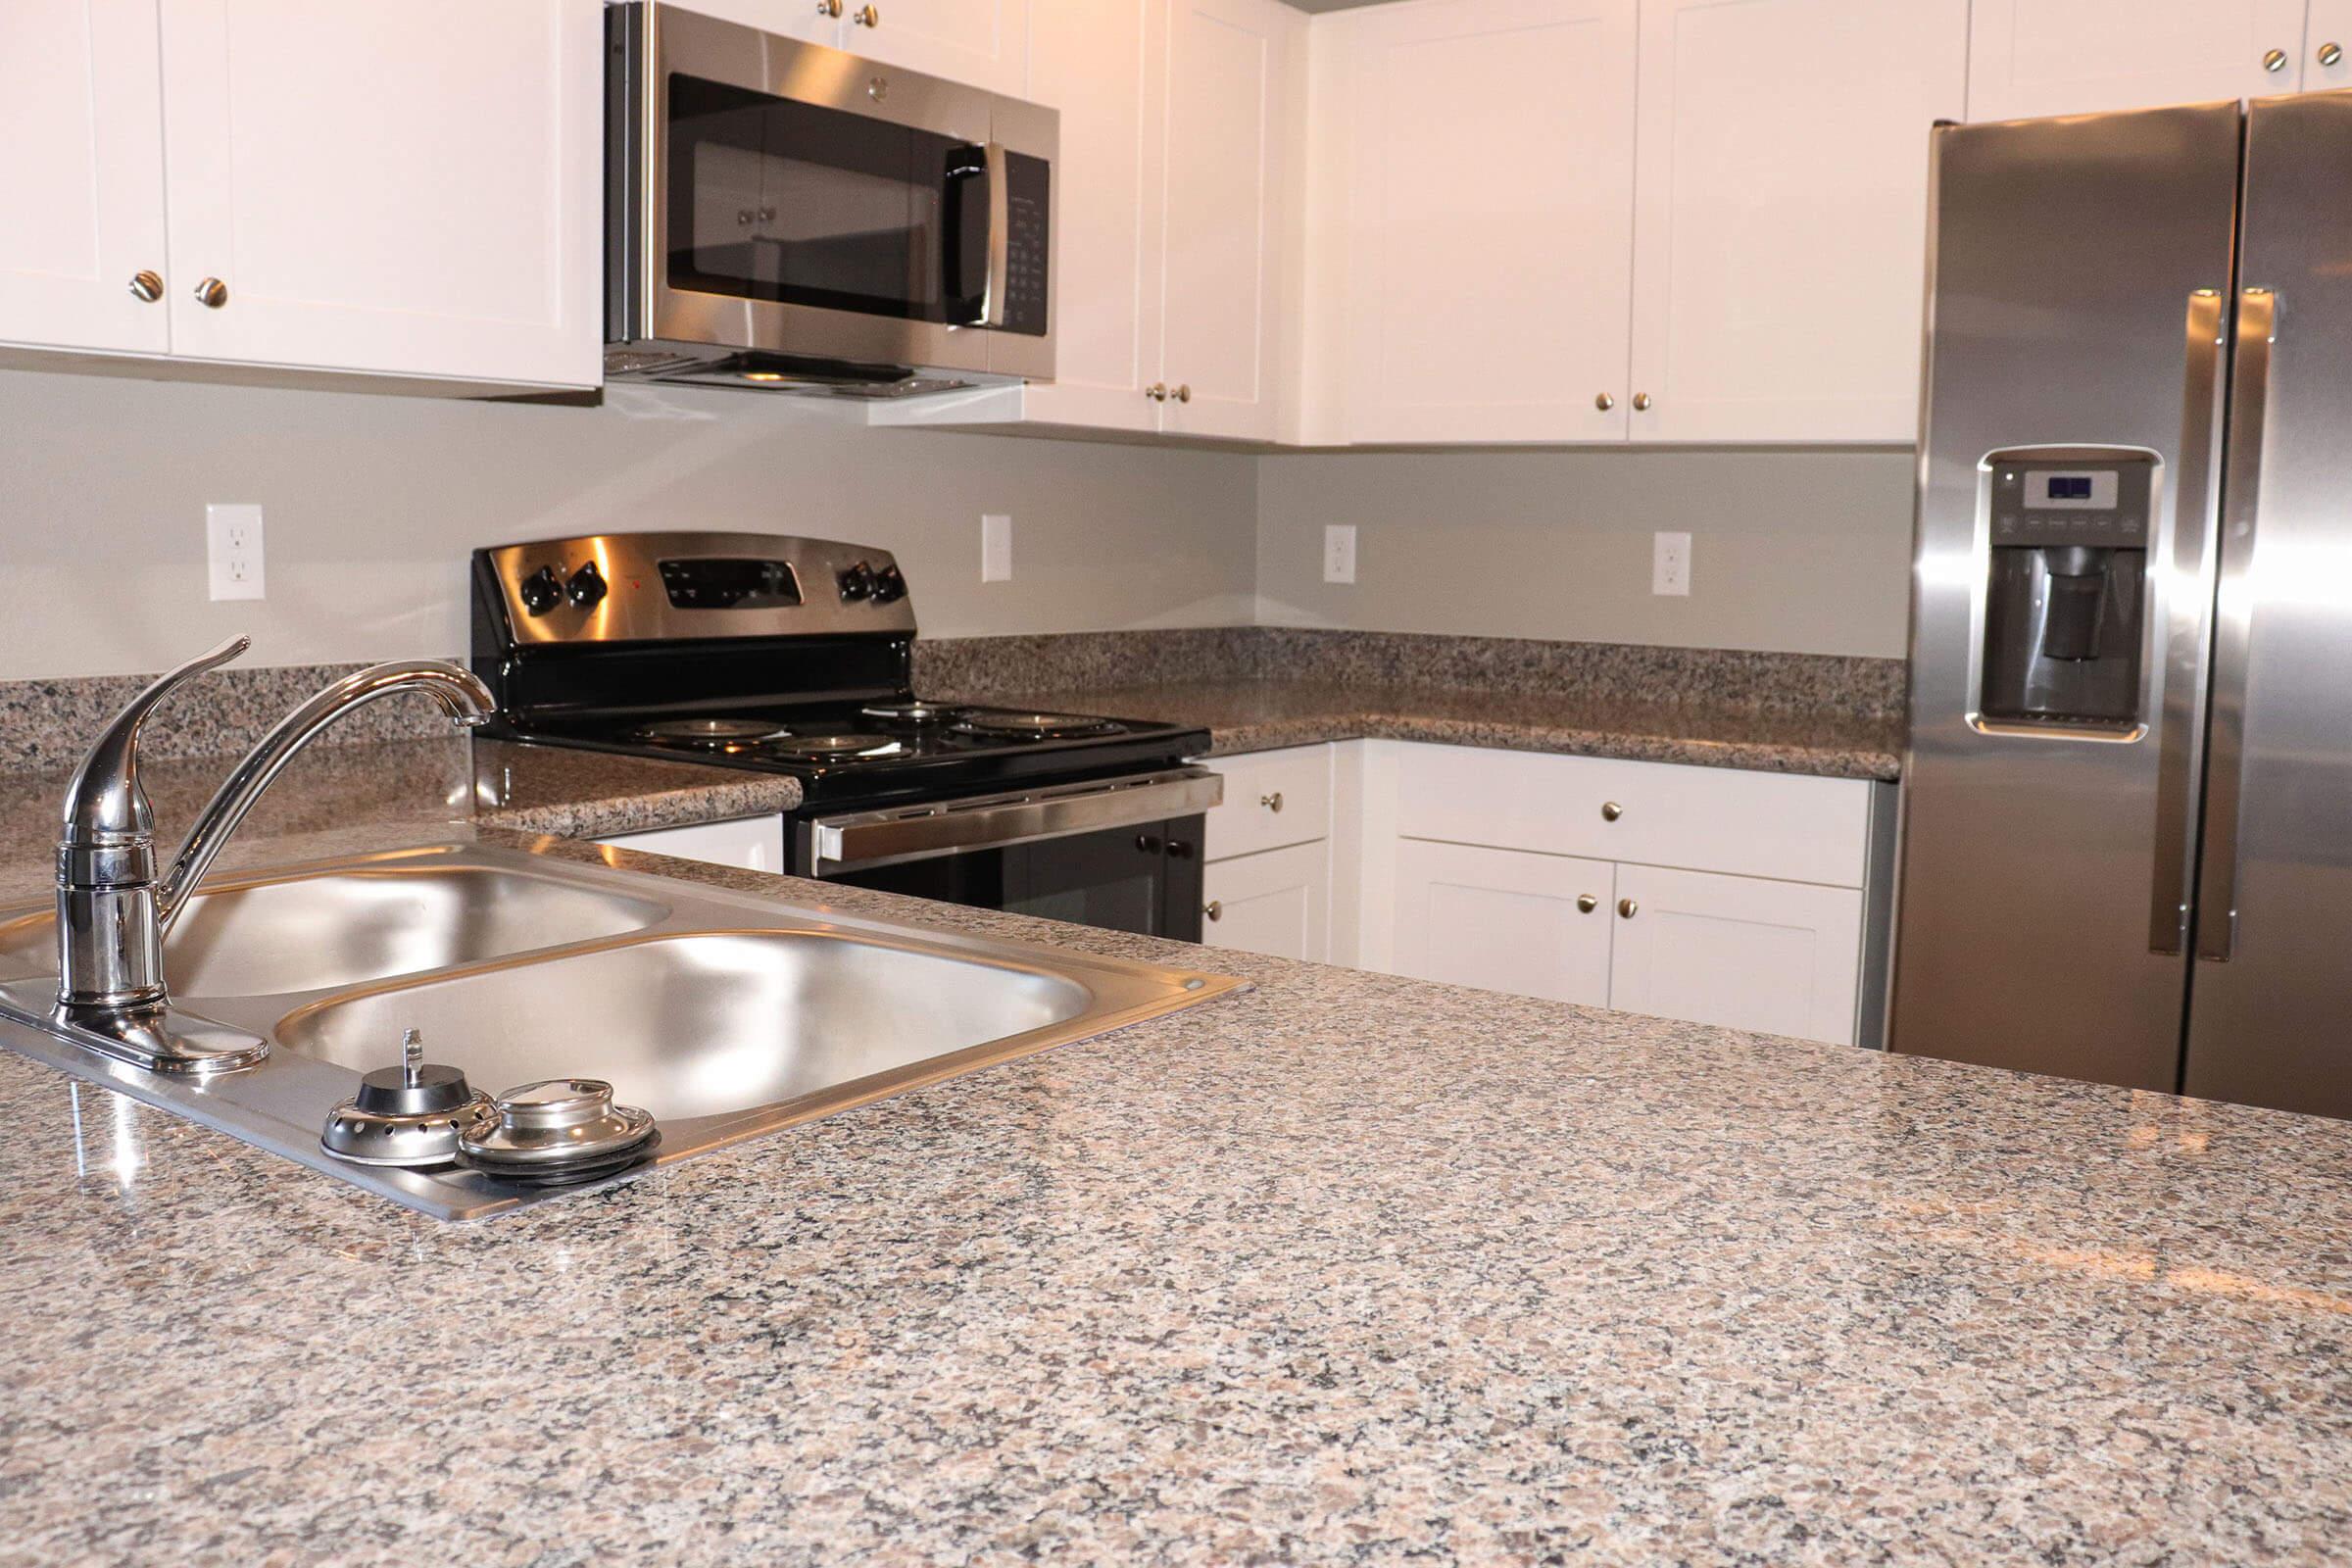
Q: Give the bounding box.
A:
[605,3,1055,397]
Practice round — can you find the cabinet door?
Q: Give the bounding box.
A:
[1391,840,1614,1004]
[1017,0,1163,431]
[1203,840,1331,963]
[656,0,836,41]
[2304,0,2352,91]
[1157,0,1294,440]
[156,0,602,388]
[843,0,1029,95]
[1336,0,1637,444]
[1625,0,1965,443]
[595,816,787,874]
[1968,0,2308,121]
[0,0,171,357]
[1606,863,1861,1045]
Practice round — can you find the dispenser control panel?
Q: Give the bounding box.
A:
[1991,460,2152,549]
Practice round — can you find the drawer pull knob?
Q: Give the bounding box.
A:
[1259,791,1284,812]
[1576,894,1598,913]
[1600,801,1623,821]
[1618,898,1639,919]
[1203,900,1222,922]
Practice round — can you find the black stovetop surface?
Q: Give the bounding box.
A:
[490,698,1211,813]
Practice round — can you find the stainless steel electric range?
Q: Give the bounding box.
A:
[470,531,1221,941]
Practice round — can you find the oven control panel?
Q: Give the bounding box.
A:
[476,532,917,644]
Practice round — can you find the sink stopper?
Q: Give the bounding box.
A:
[456,1078,660,1187]
[320,1029,494,1167]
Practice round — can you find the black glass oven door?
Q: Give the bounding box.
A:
[822,817,1204,942]
[664,73,987,326]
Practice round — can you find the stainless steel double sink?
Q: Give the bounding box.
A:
[0,842,1245,1218]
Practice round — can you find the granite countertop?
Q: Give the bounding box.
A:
[0,734,800,905]
[941,679,1905,780]
[2,749,2348,1562]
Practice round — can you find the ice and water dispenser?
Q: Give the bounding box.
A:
[1977,450,2154,730]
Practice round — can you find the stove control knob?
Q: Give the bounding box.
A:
[871,563,906,604]
[565,561,608,611]
[517,565,564,616]
[838,561,876,602]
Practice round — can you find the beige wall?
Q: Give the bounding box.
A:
[0,369,1261,679]
[0,367,1919,679]
[1255,447,1918,658]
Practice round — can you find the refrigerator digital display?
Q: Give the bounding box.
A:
[2032,470,2119,509]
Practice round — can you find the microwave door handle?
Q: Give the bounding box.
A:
[982,140,1009,328]
[943,145,992,325]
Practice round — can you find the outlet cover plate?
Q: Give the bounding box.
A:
[1323,524,1357,585]
[1652,530,1690,597]
[207,503,266,601]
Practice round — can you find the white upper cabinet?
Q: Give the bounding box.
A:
[1014,0,1162,432]
[1624,0,1966,444]
[1328,0,1638,444]
[1157,0,1296,440]
[0,0,171,358]
[1967,0,2310,121]
[839,0,1030,96]
[2311,0,2352,90]
[657,0,835,41]
[156,0,602,388]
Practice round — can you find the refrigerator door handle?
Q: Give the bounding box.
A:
[2192,285,2279,962]
[2147,288,2231,955]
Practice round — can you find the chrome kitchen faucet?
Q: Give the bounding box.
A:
[51,636,495,1073]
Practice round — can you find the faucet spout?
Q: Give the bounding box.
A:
[156,660,496,924]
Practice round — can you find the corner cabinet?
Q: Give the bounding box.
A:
[873,0,1300,440]
[0,0,603,392]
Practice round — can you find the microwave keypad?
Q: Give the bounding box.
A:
[1003,152,1050,337]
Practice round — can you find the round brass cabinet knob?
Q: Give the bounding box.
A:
[2265,47,2290,72]
[1600,801,1623,821]
[1618,898,1639,919]
[127,270,164,303]
[193,277,229,309]
[1576,894,1599,914]
[1631,392,1653,412]
[2322,41,2344,67]
[853,3,879,24]
[1594,392,1615,412]
[816,0,842,14]
[1260,791,1284,812]
[1146,382,1169,402]
[1203,900,1223,922]
[1174,383,1193,403]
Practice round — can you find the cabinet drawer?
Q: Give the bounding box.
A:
[1203,745,1331,860]
[1394,743,1869,887]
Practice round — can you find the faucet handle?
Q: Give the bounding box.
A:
[61,635,249,844]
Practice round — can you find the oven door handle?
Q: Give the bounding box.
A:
[807,768,1223,875]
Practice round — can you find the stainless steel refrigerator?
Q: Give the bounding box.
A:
[1892,90,2352,1118]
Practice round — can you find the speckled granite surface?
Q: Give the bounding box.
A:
[916,628,1907,720]
[958,680,1903,780]
[918,631,1907,780]
[0,657,473,769]
[0,735,799,904]
[0,810,2347,1563]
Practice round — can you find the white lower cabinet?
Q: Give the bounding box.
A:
[594,815,786,874]
[1606,863,1862,1045]
[1390,840,1613,1006]
[1202,839,1331,962]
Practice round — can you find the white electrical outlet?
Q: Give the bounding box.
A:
[1652,530,1690,597]
[981,514,1012,582]
[207,504,266,601]
[1323,524,1357,585]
